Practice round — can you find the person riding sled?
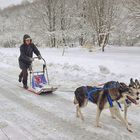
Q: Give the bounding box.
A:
[18,34,42,89]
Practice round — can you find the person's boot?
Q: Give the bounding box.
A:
[23,80,28,89]
[23,84,28,89]
[18,75,22,82]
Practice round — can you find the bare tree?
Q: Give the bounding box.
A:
[124,0,140,19]
[79,0,87,46]
[59,0,73,55]
[123,0,140,45]
[87,0,118,51]
[30,0,59,47]
[0,0,139,48]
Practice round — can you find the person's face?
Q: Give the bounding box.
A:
[25,39,31,45]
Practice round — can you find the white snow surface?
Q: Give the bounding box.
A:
[0,46,140,140]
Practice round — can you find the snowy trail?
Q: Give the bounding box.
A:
[0,67,140,140]
[0,67,109,140]
[0,47,140,140]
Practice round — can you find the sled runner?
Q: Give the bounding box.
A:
[28,57,57,95]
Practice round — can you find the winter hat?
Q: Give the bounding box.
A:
[23,34,32,43]
[23,34,31,40]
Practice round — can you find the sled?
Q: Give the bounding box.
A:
[28,57,57,95]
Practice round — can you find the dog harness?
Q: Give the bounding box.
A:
[84,86,102,103]
[84,82,122,108]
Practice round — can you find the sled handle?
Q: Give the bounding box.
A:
[33,57,47,72]
[33,57,50,85]
[33,57,46,65]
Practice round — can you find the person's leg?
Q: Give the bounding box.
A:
[22,68,28,89]
[19,71,23,82]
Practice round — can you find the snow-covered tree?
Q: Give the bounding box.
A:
[0,0,139,48]
[87,0,118,51]
[123,0,140,45]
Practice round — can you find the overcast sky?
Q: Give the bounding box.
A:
[0,0,23,9]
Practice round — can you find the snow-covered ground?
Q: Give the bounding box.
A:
[0,46,140,140]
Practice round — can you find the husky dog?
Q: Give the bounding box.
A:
[74,81,139,132]
[117,79,140,126]
[111,81,139,126]
[129,78,140,100]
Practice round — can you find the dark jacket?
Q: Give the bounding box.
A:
[19,43,41,69]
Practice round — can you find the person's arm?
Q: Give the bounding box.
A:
[33,44,42,59]
[20,46,33,62]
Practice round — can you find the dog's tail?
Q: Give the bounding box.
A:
[74,96,78,104]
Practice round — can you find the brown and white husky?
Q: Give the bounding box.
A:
[74,80,139,132]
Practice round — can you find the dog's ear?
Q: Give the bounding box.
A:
[129,78,132,87]
[130,78,133,81]
[130,78,133,83]
[135,79,138,86]
[129,78,136,88]
[133,79,139,88]
[135,79,140,88]
[135,79,138,83]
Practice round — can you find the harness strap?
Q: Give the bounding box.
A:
[84,86,114,106]
[116,101,123,111]
[125,99,131,104]
[84,86,94,102]
[84,82,122,109]
[106,93,113,107]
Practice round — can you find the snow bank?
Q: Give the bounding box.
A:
[0,46,140,88]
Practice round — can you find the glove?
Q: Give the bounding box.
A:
[38,55,42,60]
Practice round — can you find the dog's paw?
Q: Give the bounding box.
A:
[95,123,102,128]
[96,125,102,128]
[111,116,116,119]
[81,117,84,121]
[127,128,133,133]
[76,114,79,118]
